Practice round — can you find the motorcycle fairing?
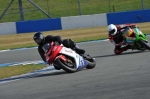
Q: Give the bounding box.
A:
[122,27,149,50]
[123,27,135,43]
[77,56,88,69]
[59,47,88,69]
[47,44,63,64]
[57,55,67,62]
[134,28,147,42]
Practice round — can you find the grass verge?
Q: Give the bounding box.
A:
[0,64,45,79]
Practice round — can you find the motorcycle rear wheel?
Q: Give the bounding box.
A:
[83,54,96,69]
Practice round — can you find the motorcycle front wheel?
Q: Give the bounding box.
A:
[138,40,150,50]
[54,58,77,73]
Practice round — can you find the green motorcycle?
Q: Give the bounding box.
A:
[122,27,150,51]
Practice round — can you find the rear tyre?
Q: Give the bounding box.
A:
[83,54,96,69]
[54,58,77,73]
[138,40,150,50]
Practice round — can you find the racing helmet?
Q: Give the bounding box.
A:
[33,32,45,45]
[108,24,117,36]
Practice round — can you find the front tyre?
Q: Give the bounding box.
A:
[54,58,77,73]
[138,40,150,50]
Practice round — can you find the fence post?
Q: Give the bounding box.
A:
[108,0,111,12]
[78,0,82,15]
[141,0,144,9]
[47,0,50,14]
[18,0,24,21]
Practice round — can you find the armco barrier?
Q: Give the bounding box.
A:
[107,9,150,25]
[16,18,62,34]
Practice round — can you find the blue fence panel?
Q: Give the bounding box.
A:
[16,18,62,34]
[107,9,150,25]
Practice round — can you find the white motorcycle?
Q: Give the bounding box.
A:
[42,41,96,73]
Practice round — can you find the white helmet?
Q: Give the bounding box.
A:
[108,24,117,36]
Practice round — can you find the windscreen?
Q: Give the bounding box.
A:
[124,27,134,37]
[42,43,51,53]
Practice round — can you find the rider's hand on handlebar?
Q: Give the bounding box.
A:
[54,41,59,46]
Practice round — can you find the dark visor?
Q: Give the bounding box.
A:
[109,29,115,35]
[35,38,42,44]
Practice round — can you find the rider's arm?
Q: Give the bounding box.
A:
[126,24,138,29]
[46,35,63,45]
[38,46,46,62]
[108,34,116,45]
[116,24,138,30]
[108,34,125,46]
[45,35,62,44]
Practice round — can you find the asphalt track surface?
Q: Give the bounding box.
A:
[0,38,150,99]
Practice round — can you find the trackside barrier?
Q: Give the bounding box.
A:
[16,18,62,34]
[61,14,107,30]
[107,9,150,25]
[0,22,16,35]
[0,9,150,35]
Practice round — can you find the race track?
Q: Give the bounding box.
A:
[0,38,150,99]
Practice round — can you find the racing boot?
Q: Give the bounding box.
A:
[114,49,124,55]
[114,45,132,55]
[74,44,85,55]
[123,45,132,51]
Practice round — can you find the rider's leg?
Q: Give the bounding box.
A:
[114,46,124,55]
[114,45,131,55]
[63,39,85,54]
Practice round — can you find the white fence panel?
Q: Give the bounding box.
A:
[61,14,107,30]
[0,22,16,35]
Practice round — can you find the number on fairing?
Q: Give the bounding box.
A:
[78,57,87,69]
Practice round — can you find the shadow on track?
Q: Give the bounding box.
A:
[34,70,69,78]
[93,50,149,58]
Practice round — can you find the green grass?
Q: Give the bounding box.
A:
[0,64,46,79]
[0,0,150,22]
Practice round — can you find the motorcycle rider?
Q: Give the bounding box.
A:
[108,23,138,54]
[33,32,85,65]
